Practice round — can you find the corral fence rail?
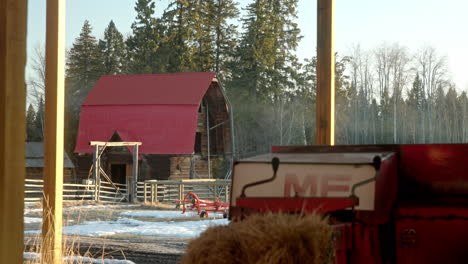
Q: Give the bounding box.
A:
[25,179,231,204]
[25,179,127,203]
[139,179,231,204]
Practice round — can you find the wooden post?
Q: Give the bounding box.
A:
[316,0,335,145]
[93,145,100,201]
[131,144,139,203]
[224,185,229,203]
[0,0,27,262]
[150,184,154,203]
[178,183,183,201]
[206,104,211,178]
[154,183,158,203]
[42,0,66,262]
[144,182,148,202]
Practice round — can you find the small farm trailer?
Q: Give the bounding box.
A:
[230,144,468,264]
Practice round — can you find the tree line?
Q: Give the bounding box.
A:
[26,0,468,158]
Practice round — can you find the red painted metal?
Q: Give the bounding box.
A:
[398,144,468,202]
[396,206,468,264]
[75,72,217,154]
[83,72,216,106]
[236,197,359,214]
[178,191,229,217]
[370,153,398,224]
[75,105,199,154]
[231,144,468,264]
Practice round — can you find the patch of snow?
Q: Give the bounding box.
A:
[42,218,230,238]
[23,252,39,260]
[24,204,139,214]
[63,256,136,264]
[24,208,42,214]
[24,217,42,224]
[63,204,138,211]
[23,252,135,264]
[119,210,224,218]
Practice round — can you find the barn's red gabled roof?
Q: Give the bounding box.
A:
[75,72,218,154]
[83,72,216,106]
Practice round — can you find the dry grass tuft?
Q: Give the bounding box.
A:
[24,199,128,264]
[142,201,175,209]
[180,213,334,264]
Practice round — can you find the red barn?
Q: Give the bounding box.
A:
[74,72,233,183]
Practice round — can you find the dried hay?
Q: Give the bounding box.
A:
[181,213,334,264]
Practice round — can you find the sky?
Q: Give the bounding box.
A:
[27,0,468,90]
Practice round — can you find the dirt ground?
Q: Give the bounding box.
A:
[25,235,184,263]
[24,202,218,264]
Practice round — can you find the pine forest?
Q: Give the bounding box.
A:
[26,0,468,158]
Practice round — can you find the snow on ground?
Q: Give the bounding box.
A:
[24,203,139,214]
[64,204,139,211]
[26,218,229,238]
[24,217,42,224]
[120,210,224,218]
[24,252,135,264]
[62,218,228,238]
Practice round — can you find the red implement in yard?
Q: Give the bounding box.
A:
[178,191,229,218]
[230,144,468,264]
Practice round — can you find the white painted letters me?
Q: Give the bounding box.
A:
[283,173,352,197]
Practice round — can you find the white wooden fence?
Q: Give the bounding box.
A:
[25,179,231,204]
[25,179,127,203]
[141,179,231,204]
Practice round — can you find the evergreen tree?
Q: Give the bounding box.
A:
[228,0,301,100]
[34,97,45,141]
[26,104,37,141]
[161,0,196,72]
[191,0,215,72]
[99,20,127,75]
[67,20,101,102]
[459,91,468,142]
[229,0,275,99]
[212,0,239,75]
[434,84,447,142]
[65,20,102,155]
[189,0,239,74]
[127,0,162,74]
[445,86,459,142]
[407,73,425,142]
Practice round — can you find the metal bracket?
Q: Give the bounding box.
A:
[240,157,280,197]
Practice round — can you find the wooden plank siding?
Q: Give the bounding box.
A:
[26,167,73,181]
[42,0,66,262]
[0,0,28,262]
[316,0,335,145]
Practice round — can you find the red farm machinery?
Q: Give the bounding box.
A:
[178,191,229,218]
[229,144,468,264]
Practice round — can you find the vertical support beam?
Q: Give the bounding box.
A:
[154,183,158,203]
[0,0,27,262]
[144,182,148,202]
[150,184,154,203]
[316,0,335,145]
[225,185,229,203]
[42,0,66,262]
[206,104,211,178]
[131,144,139,203]
[93,145,100,201]
[178,183,183,201]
